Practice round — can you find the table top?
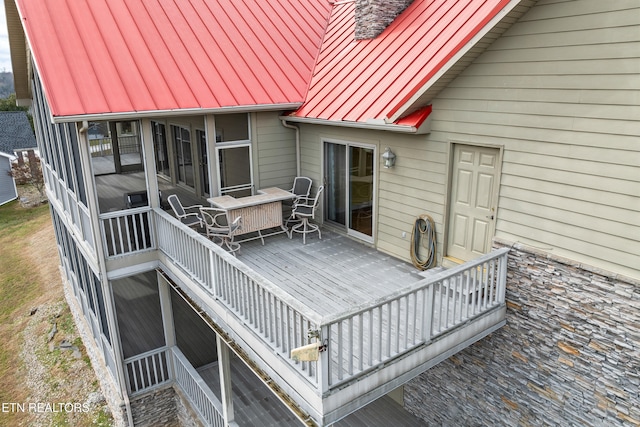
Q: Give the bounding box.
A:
[207,187,295,210]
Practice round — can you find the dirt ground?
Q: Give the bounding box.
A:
[9,187,113,426]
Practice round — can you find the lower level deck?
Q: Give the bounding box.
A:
[197,357,424,427]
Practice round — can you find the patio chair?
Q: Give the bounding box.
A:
[289,185,324,244]
[200,207,242,255]
[167,194,203,229]
[284,176,312,226]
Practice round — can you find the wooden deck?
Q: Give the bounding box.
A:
[237,229,425,318]
[115,202,506,426]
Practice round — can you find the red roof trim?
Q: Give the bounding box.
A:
[393,105,432,128]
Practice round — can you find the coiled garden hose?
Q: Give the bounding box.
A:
[410,214,436,270]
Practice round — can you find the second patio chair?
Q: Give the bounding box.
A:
[200,207,242,255]
[167,194,203,229]
[289,185,324,244]
[284,176,312,226]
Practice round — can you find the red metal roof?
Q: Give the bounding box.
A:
[16,0,332,119]
[292,0,511,125]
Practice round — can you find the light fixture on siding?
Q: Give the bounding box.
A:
[382,147,396,168]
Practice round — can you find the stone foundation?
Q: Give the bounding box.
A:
[405,239,639,426]
[130,388,178,426]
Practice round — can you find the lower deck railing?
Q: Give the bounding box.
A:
[124,347,172,395]
[123,346,225,427]
[171,347,225,427]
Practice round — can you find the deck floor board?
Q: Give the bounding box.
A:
[238,231,425,318]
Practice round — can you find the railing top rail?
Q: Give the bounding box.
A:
[319,247,510,325]
[124,346,169,363]
[99,206,152,220]
[154,208,323,324]
[171,347,223,412]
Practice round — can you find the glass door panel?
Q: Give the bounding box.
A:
[325,142,347,226]
[197,130,209,195]
[325,142,374,240]
[349,146,374,237]
[173,126,194,188]
[152,121,169,177]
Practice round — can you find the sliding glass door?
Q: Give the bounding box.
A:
[172,125,194,188]
[325,141,375,241]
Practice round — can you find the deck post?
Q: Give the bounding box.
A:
[318,324,331,394]
[140,119,161,209]
[158,271,176,346]
[216,335,235,426]
[497,249,508,303]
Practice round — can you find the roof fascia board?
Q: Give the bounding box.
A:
[388,0,524,123]
[51,103,303,124]
[6,0,30,101]
[282,115,420,134]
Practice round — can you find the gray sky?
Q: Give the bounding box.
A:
[0,2,12,72]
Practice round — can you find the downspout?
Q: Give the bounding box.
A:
[281,119,301,176]
[79,121,135,427]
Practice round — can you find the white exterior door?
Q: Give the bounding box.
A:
[446,144,500,261]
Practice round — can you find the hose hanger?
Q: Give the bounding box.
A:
[410,214,436,270]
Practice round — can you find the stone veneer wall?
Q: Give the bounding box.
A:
[121,384,204,427]
[404,238,639,426]
[130,388,178,426]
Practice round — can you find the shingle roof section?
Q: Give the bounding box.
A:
[0,111,37,154]
[15,0,332,119]
[292,0,512,124]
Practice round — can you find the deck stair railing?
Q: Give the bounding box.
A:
[172,347,225,427]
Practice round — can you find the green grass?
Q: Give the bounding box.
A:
[0,201,50,323]
[0,200,51,426]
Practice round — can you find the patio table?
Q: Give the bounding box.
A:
[207,187,295,244]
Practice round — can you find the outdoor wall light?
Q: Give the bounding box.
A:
[382,147,396,168]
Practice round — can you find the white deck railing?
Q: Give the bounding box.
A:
[321,248,508,388]
[124,347,172,395]
[155,209,321,387]
[99,207,155,258]
[172,347,225,427]
[153,209,507,395]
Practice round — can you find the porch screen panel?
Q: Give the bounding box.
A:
[68,123,87,205]
[219,145,252,197]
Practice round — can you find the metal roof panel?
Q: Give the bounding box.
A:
[16,0,332,118]
[294,0,512,124]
